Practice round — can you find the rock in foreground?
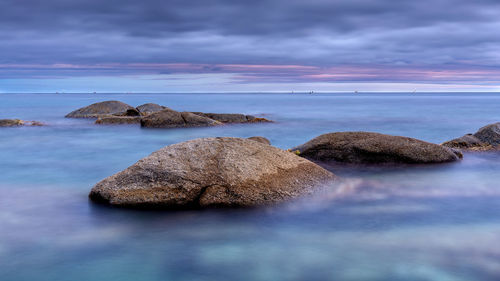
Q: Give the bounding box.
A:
[89,137,335,209]
[140,109,221,128]
[292,132,461,164]
[442,122,500,151]
[65,101,135,118]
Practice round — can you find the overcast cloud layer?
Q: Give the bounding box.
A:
[1,0,500,91]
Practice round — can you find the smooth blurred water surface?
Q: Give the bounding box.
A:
[1,92,500,281]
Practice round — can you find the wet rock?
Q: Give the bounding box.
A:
[140,109,221,128]
[65,101,135,118]
[291,132,461,164]
[89,137,335,209]
[247,136,271,145]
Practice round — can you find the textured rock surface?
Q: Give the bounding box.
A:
[247,136,271,145]
[291,132,461,164]
[89,137,335,209]
[95,116,142,125]
[141,109,221,128]
[136,103,167,115]
[474,123,500,146]
[65,101,135,118]
[442,122,500,151]
[442,134,493,151]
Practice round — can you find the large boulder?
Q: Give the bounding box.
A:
[65,101,135,118]
[192,112,272,123]
[136,103,168,115]
[141,109,221,128]
[442,122,500,151]
[89,137,335,209]
[291,132,461,164]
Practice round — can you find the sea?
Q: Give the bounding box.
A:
[1,92,500,281]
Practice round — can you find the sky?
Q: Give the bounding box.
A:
[1,0,500,93]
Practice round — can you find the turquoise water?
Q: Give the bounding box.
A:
[1,92,500,281]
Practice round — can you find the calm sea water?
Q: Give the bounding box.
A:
[1,92,500,281]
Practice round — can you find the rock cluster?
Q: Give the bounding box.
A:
[66,101,272,128]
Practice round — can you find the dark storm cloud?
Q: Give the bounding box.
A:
[1,0,500,82]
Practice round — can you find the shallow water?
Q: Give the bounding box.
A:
[1,92,500,281]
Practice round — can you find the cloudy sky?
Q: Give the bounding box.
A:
[1,0,500,92]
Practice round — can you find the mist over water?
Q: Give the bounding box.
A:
[1,92,500,281]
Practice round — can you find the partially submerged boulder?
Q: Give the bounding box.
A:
[65,101,135,118]
[192,113,272,123]
[441,134,493,151]
[136,103,168,115]
[291,132,461,164]
[89,137,335,209]
[0,119,44,127]
[442,122,500,151]
[247,136,271,145]
[95,116,142,125]
[141,109,221,128]
[0,119,24,127]
[474,123,500,146]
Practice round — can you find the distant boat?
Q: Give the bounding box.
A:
[354,90,358,94]
[309,91,314,94]
[412,89,417,94]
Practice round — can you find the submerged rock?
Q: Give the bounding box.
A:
[442,122,500,151]
[0,119,24,127]
[65,101,135,118]
[136,103,168,115]
[192,113,272,123]
[0,119,44,127]
[89,137,335,209]
[141,109,221,128]
[291,132,461,164]
[247,136,271,145]
[95,116,142,125]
